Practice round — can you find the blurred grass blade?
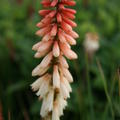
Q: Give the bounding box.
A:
[8,109,11,120]
[96,59,114,120]
[117,68,120,98]
[0,101,3,120]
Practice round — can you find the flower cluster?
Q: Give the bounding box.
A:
[31,0,79,119]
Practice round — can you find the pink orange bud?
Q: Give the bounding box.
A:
[57,13,62,23]
[39,10,51,16]
[53,41,60,57]
[51,24,57,36]
[59,42,78,60]
[53,65,60,89]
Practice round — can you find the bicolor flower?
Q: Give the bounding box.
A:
[31,0,79,119]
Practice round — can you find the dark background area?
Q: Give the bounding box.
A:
[0,0,120,120]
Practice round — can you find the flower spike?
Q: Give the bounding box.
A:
[31,0,79,119]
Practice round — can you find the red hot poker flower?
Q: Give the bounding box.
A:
[31,0,79,119]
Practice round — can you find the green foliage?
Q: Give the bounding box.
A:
[0,0,120,120]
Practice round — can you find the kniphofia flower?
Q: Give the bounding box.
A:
[31,0,79,119]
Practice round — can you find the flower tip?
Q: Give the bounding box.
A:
[30,83,32,87]
[35,31,39,36]
[75,34,79,39]
[32,46,36,51]
[34,53,41,58]
[70,54,78,60]
[30,85,35,92]
[34,53,38,58]
[32,70,36,76]
[36,23,41,27]
[74,54,78,59]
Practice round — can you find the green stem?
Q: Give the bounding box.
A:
[96,59,114,120]
[85,53,95,120]
[102,73,116,120]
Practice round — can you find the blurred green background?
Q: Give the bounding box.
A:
[0,0,120,120]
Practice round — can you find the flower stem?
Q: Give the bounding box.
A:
[85,52,95,120]
[96,59,114,120]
